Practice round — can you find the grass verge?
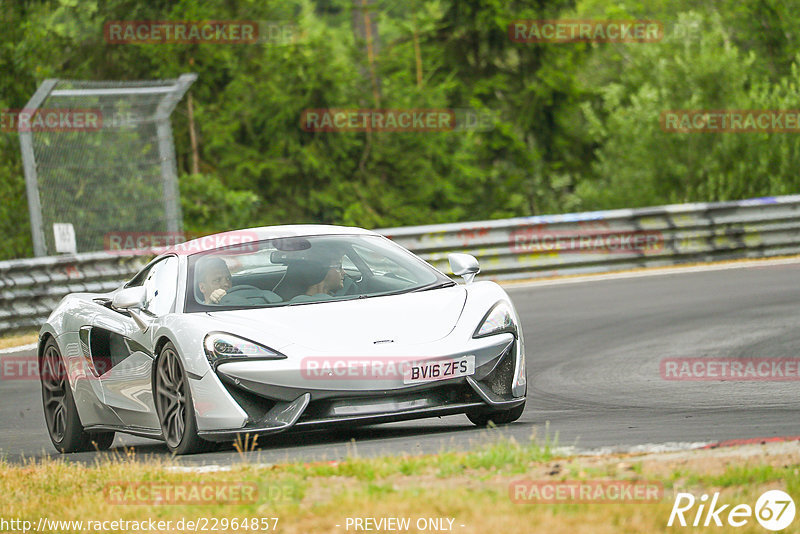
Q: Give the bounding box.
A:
[0,435,798,533]
[0,331,37,350]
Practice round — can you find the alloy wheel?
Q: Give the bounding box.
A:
[155,347,187,449]
[41,344,68,441]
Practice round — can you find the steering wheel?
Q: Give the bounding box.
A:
[217,284,264,304]
[339,273,362,296]
[345,270,363,283]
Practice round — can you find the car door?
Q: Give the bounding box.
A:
[91,256,179,429]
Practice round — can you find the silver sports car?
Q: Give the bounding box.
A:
[38,225,527,454]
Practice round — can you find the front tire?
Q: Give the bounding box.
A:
[154,342,210,455]
[40,338,115,453]
[467,402,526,427]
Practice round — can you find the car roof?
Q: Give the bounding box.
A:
[164,224,379,257]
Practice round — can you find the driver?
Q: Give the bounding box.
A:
[304,256,345,296]
[197,257,232,304]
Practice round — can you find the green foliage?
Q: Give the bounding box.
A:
[577,10,800,209]
[1,0,799,259]
[179,173,261,235]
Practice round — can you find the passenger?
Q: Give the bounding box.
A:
[197,257,232,304]
[304,256,345,296]
[274,251,347,301]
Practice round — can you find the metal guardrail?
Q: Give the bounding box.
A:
[2,195,800,335]
[382,195,800,280]
[0,253,146,334]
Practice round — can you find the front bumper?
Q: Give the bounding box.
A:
[194,333,526,441]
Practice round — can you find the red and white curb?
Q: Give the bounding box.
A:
[702,436,800,449]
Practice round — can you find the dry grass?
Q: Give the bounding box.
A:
[1,438,798,533]
[0,331,38,350]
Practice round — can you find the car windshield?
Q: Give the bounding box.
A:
[184,234,453,311]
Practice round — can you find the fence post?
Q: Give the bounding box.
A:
[19,79,58,257]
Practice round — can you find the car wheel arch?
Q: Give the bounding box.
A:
[150,336,176,391]
[154,335,173,358]
[38,332,56,365]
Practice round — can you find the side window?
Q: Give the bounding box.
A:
[142,256,178,316]
[342,254,357,272]
[126,264,152,288]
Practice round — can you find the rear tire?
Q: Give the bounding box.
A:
[40,338,115,453]
[154,342,211,455]
[87,432,116,451]
[467,402,526,427]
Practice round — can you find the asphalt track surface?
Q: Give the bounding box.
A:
[1,261,798,465]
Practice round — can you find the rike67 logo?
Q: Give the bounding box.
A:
[668,490,796,531]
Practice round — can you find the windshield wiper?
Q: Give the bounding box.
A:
[285,282,456,305]
[286,295,364,306]
[412,281,457,292]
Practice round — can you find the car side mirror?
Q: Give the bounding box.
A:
[448,253,480,284]
[112,286,146,310]
[111,286,150,331]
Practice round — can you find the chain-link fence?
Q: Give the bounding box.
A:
[19,74,196,256]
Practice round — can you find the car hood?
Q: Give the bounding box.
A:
[205,286,467,352]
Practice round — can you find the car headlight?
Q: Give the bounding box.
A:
[203,333,286,366]
[473,302,518,338]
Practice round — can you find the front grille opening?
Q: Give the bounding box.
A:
[481,342,515,398]
[218,375,277,423]
[300,383,480,422]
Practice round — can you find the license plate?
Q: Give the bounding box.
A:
[403,355,475,385]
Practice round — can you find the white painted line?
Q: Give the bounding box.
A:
[564,441,712,456]
[503,256,800,289]
[165,464,233,473]
[165,463,273,473]
[0,343,37,356]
